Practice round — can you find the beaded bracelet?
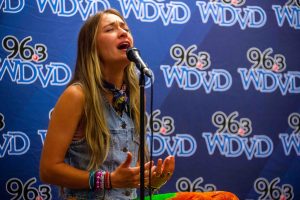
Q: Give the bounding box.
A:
[91,170,113,191]
[94,170,104,191]
[88,170,95,190]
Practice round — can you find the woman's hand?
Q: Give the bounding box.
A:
[149,155,175,189]
[110,152,153,188]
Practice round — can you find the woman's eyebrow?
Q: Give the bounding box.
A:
[103,21,127,28]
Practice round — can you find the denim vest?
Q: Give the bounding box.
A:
[63,98,140,200]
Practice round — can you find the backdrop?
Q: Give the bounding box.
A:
[1,0,300,199]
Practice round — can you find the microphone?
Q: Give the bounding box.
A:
[126,47,152,78]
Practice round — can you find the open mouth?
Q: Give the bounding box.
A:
[117,42,130,50]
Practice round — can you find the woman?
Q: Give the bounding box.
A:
[40,8,175,200]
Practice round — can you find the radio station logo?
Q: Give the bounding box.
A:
[6,177,52,200]
[176,177,217,192]
[279,113,300,156]
[119,0,190,25]
[273,0,300,29]
[0,113,30,158]
[36,0,110,20]
[196,1,266,29]
[254,177,294,200]
[161,43,232,93]
[202,111,273,160]
[146,109,197,157]
[238,47,299,95]
[0,0,24,13]
[0,35,71,87]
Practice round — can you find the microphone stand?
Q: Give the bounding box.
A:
[139,63,146,200]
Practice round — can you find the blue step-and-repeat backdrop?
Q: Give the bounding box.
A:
[1,0,300,199]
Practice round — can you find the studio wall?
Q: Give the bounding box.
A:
[1,0,300,199]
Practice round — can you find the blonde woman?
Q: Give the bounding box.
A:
[39,8,175,200]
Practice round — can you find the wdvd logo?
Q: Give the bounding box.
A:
[0,0,25,13]
[238,47,300,95]
[196,1,266,29]
[146,109,197,157]
[0,59,72,87]
[0,113,30,158]
[279,113,300,156]
[161,44,232,93]
[202,111,273,160]
[36,0,110,20]
[119,0,190,25]
[273,1,300,30]
[1,35,72,87]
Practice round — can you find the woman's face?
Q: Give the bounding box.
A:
[97,13,133,67]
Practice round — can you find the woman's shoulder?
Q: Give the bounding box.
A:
[60,83,85,105]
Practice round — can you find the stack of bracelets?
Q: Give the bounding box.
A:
[89,170,112,190]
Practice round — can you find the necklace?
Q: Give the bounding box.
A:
[102,80,129,116]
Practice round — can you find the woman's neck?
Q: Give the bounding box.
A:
[102,64,125,89]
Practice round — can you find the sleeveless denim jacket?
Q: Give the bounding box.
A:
[63,98,140,200]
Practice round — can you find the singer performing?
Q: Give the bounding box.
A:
[39,8,175,200]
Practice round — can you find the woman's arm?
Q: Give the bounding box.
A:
[39,85,89,189]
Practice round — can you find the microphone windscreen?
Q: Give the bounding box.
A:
[126,47,139,62]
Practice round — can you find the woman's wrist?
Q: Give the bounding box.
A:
[149,171,172,190]
[145,185,160,194]
[88,170,112,190]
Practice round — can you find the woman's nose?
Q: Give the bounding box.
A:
[118,27,129,38]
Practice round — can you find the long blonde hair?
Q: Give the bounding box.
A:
[70,9,140,170]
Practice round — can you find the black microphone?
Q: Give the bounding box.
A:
[126,47,152,78]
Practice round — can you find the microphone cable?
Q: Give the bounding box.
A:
[148,75,154,200]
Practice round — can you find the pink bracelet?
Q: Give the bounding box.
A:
[94,170,104,190]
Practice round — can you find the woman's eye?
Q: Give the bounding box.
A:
[123,27,130,32]
[105,27,113,32]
